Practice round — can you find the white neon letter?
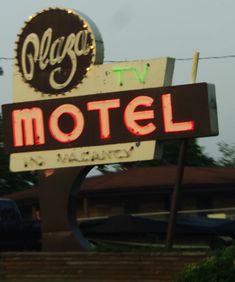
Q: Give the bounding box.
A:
[162,93,195,132]
[87,99,120,139]
[12,107,45,147]
[49,104,84,143]
[124,96,156,136]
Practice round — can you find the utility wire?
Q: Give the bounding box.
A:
[0,57,14,61]
[105,55,235,63]
[176,54,235,61]
[1,54,235,62]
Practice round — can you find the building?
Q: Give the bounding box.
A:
[4,166,235,221]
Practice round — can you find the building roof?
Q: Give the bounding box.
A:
[3,166,235,202]
[82,166,235,194]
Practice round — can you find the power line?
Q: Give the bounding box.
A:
[175,54,235,61]
[0,57,14,61]
[105,55,235,63]
[1,54,235,62]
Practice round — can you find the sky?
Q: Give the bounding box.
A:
[0,0,235,161]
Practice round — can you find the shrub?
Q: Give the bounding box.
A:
[176,245,235,282]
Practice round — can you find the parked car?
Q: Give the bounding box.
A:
[0,198,41,251]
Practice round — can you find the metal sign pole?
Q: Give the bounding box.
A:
[165,52,200,251]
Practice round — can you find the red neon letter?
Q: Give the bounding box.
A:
[12,107,45,147]
[162,93,195,132]
[124,96,156,135]
[87,99,120,139]
[49,104,84,143]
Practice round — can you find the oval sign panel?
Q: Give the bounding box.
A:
[16,8,104,94]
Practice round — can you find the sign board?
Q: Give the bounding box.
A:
[2,83,218,171]
[1,7,219,173]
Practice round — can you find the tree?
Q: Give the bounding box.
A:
[98,138,216,173]
[217,141,235,167]
[160,139,215,167]
[0,115,38,196]
[0,114,9,175]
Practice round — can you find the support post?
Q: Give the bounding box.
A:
[165,51,200,251]
[165,139,188,251]
[39,166,93,251]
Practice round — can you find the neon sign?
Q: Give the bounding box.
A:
[112,64,150,86]
[2,83,218,157]
[15,8,104,95]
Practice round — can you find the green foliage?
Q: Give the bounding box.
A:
[98,139,216,173]
[162,139,215,166]
[177,245,235,282]
[0,114,10,176]
[217,141,235,167]
[0,115,38,195]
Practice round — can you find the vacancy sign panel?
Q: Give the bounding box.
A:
[9,141,158,172]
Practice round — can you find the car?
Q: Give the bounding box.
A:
[0,198,41,251]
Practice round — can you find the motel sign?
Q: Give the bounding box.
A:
[1,8,218,172]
